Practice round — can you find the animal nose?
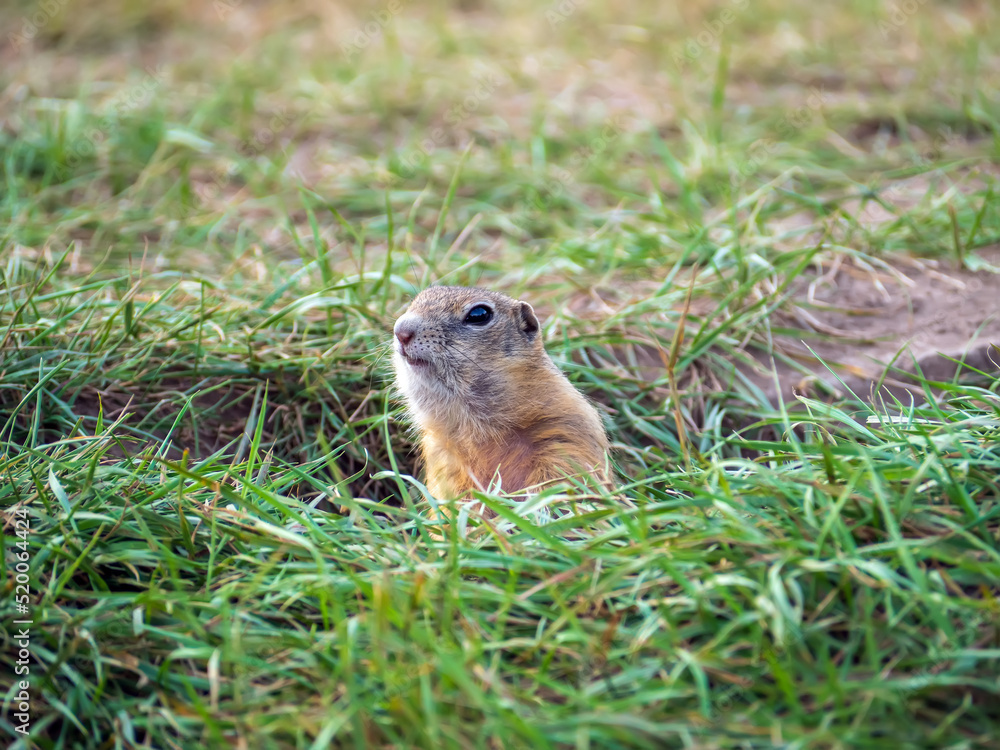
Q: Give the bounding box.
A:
[394,318,417,346]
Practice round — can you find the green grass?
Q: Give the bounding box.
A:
[2,0,1000,747]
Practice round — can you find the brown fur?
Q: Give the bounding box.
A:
[392,286,611,503]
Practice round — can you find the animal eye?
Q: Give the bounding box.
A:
[463,305,493,326]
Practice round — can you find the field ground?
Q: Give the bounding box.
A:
[2,0,1000,748]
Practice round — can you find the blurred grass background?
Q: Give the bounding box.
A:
[1,1,999,748]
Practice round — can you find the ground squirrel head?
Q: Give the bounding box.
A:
[392,286,553,438]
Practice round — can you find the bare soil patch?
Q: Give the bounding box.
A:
[747,247,1000,406]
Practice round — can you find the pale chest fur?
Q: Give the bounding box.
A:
[422,431,537,497]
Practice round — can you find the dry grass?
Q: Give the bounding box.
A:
[2,1,999,748]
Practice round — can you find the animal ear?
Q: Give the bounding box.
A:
[516,301,539,338]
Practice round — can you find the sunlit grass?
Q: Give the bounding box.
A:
[1,0,999,747]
